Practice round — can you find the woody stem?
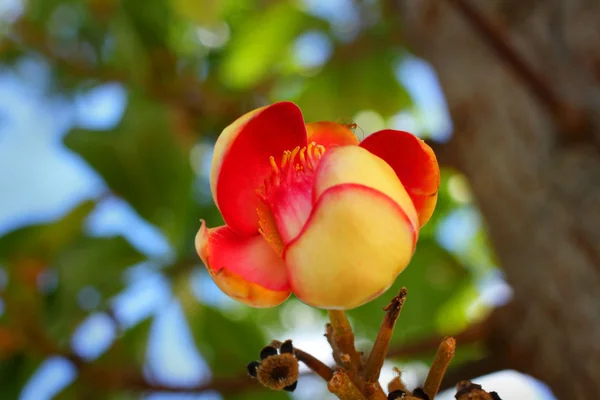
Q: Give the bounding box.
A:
[363,288,408,384]
[327,310,363,375]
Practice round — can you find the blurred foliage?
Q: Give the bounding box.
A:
[0,0,496,398]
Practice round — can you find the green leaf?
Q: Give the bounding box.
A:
[186,301,267,378]
[0,201,95,265]
[0,354,42,399]
[26,0,73,21]
[351,238,473,343]
[109,10,151,87]
[64,94,195,252]
[220,3,316,89]
[0,197,145,340]
[98,316,153,367]
[54,236,145,297]
[121,0,173,48]
[170,0,224,25]
[55,380,114,400]
[44,235,146,339]
[0,201,94,313]
[294,38,411,121]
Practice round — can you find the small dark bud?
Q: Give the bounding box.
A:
[388,389,406,399]
[455,381,500,399]
[247,360,260,378]
[257,353,299,391]
[283,381,298,392]
[280,339,294,354]
[455,381,482,398]
[260,345,278,360]
[413,387,430,400]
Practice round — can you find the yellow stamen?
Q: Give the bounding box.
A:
[269,156,279,175]
[256,142,327,254]
[281,150,290,169]
[299,147,306,167]
[289,146,300,165]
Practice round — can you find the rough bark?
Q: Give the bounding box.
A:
[400,1,600,398]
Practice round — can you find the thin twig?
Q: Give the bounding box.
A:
[444,0,590,142]
[270,340,334,382]
[423,337,456,399]
[295,347,335,382]
[363,288,408,384]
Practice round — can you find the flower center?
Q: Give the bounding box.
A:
[256,142,325,256]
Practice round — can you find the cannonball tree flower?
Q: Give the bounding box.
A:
[195,102,439,310]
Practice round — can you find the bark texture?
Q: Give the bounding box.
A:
[400,1,600,398]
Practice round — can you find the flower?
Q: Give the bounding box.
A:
[195,102,439,310]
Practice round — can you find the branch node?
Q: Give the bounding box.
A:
[328,370,367,400]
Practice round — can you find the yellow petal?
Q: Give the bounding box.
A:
[284,184,417,309]
[314,145,418,230]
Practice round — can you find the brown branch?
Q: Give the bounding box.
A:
[327,310,362,375]
[295,347,335,382]
[444,0,590,142]
[363,288,408,384]
[423,337,456,399]
[328,370,367,400]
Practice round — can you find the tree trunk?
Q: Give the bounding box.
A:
[400,1,600,398]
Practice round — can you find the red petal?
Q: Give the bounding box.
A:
[306,122,359,149]
[196,221,291,308]
[360,130,440,227]
[212,102,308,236]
